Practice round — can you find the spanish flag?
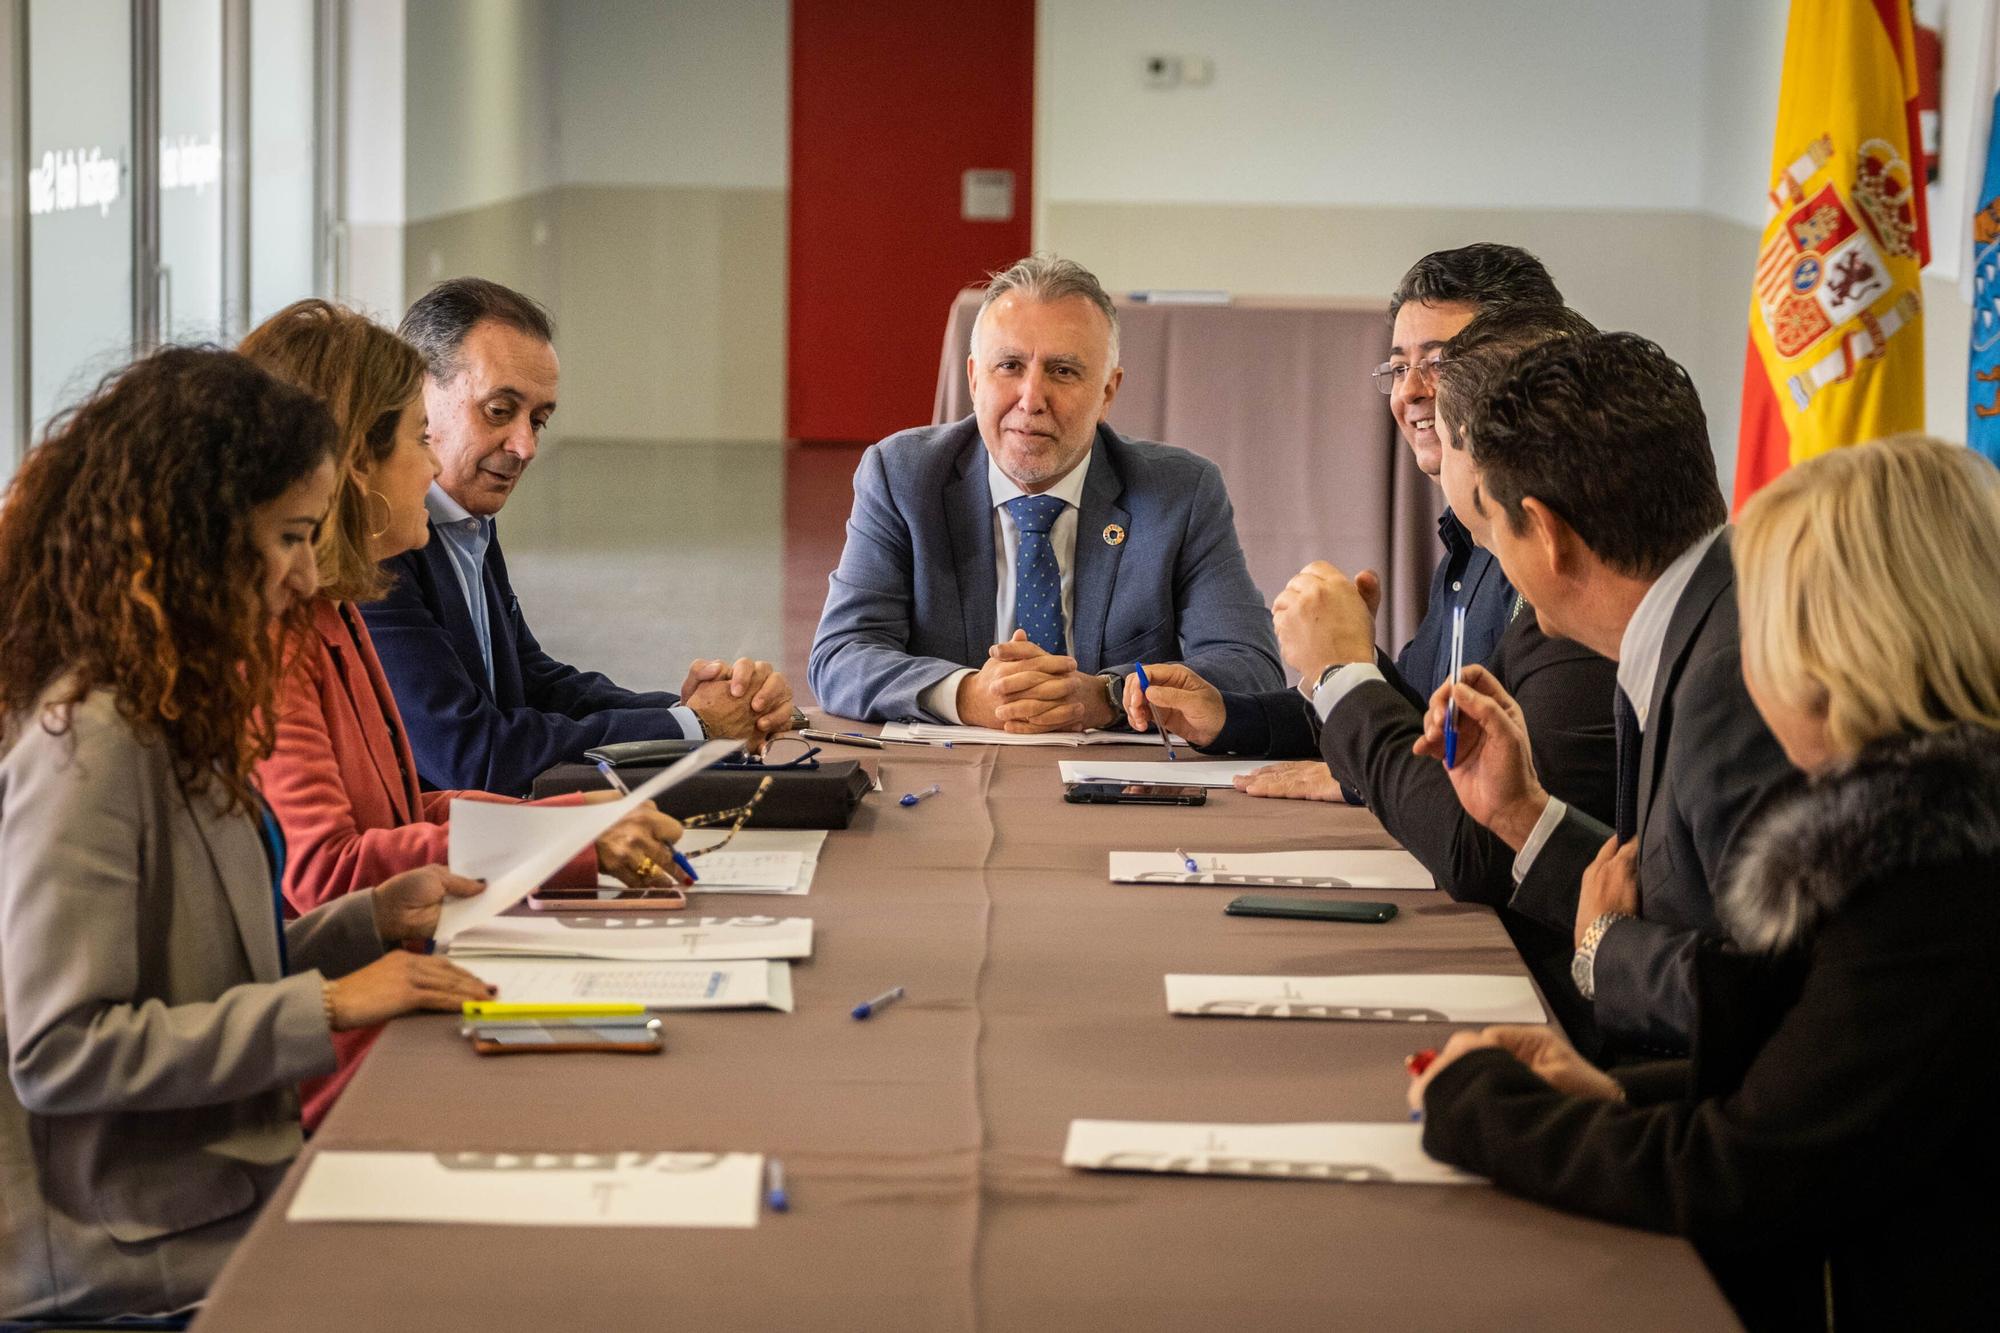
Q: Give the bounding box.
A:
[1735,0,1930,511]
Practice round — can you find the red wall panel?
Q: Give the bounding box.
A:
[788,0,1035,443]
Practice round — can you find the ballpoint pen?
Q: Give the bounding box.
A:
[597,760,700,883]
[1443,605,1466,769]
[900,782,941,808]
[851,986,906,1019]
[765,1157,789,1212]
[1174,846,1199,874]
[799,728,949,749]
[1133,663,1177,760]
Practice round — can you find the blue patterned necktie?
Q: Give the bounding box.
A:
[1003,493,1069,655]
[1613,685,1641,843]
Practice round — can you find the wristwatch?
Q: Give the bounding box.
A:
[1100,671,1125,719]
[1300,662,1345,703]
[1571,912,1629,1000]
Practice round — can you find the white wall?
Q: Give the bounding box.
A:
[402,0,558,222]
[1038,0,1710,211]
[554,0,788,190]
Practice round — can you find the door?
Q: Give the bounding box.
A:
[787,0,1035,443]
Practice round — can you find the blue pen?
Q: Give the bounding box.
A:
[1443,605,1467,769]
[900,782,941,808]
[1133,663,1177,760]
[1174,846,1199,874]
[765,1157,789,1212]
[852,985,906,1019]
[597,760,699,883]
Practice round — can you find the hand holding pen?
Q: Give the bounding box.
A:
[595,761,699,884]
[1443,605,1466,769]
[1119,662,1226,749]
[1410,664,1553,848]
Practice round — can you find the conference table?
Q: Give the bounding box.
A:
[194,723,1736,1332]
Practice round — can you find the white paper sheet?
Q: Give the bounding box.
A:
[680,850,804,890]
[288,1150,763,1227]
[1062,1120,1479,1186]
[1057,759,1269,788]
[1163,973,1545,1023]
[460,957,794,1012]
[885,722,1171,747]
[446,914,813,962]
[440,740,741,943]
[1110,849,1435,890]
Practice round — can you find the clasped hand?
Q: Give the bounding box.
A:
[1405,1025,1626,1117]
[1271,561,1382,689]
[680,657,794,754]
[958,630,1117,732]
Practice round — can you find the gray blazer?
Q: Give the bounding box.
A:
[808,418,1284,721]
[1509,533,1794,1052]
[0,688,384,1321]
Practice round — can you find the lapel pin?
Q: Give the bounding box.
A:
[1102,523,1126,547]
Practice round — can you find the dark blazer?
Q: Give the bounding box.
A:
[364,525,691,797]
[1421,725,2000,1332]
[1318,604,1618,1052]
[0,688,384,1320]
[807,418,1284,722]
[1510,532,1792,1052]
[1202,510,1512,762]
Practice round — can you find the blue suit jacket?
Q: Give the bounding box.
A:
[362,527,690,797]
[808,418,1284,722]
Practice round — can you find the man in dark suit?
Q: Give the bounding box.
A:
[808,254,1282,726]
[1143,244,1563,803]
[1413,332,1794,1053]
[362,278,794,796]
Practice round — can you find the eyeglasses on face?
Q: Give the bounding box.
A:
[1370,353,1445,395]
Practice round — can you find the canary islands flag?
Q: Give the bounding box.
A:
[1735,0,1930,511]
[1969,84,2000,463]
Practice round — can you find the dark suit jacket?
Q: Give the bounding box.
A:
[1422,724,2000,1332]
[808,418,1284,721]
[363,527,691,798]
[1203,509,1512,762]
[1510,532,1792,1051]
[1318,605,1618,1052]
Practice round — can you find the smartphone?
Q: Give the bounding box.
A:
[1224,895,1398,923]
[1063,782,1208,806]
[527,887,688,912]
[465,1019,663,1055]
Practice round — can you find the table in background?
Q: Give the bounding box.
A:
[194,724,1734,1332]
[933,289,1442,654]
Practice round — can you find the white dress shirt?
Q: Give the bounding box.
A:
[1511,526,1726,879]
[920,453,1093,723]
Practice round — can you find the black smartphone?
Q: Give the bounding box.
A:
[1063,782,1209,806]
[1224,895,1398,923]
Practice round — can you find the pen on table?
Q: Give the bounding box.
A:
[1174,846,1199,874]
[765,1157,789,1213]
[597,760,700,883]
[800,728,952,750]
[851,985,907,1020]
[900,782,941,808]
[1133,663,1176,760]
[1443,605,1467,770]
[463,1001,647,1020]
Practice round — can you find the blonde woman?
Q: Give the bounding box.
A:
[1409,436,2000,1330]
[242,301,685,1129]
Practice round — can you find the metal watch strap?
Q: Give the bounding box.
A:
[1571,912,1629,1001]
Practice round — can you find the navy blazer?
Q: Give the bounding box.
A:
[808,418,1284,722]
[362,527,690,797]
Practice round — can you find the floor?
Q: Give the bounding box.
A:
[493,438,866,698]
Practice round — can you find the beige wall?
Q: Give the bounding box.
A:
[402,184,787,443]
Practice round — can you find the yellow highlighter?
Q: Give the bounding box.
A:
[461,1001,648,1020]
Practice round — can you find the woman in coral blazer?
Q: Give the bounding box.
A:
[243,300,687,1128]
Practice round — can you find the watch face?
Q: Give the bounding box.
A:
[1569,949,1593,997]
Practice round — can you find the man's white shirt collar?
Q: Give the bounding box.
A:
[987,451,1092,512]
[424,481,480,527]
[1616,526,1724,729]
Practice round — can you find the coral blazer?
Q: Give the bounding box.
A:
[258,598,594,1128]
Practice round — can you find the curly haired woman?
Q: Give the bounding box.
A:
[0,348,496,1323]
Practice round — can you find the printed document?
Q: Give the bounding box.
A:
[1062,1121,1479,1185]
[1057,759,1268,788]
[289,1150,763,1227]
[459,957,794,1012]
[1110,849,1434,890]
[1163,973,1545,1024]
[446,914,813,962]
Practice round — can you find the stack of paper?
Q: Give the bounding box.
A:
[1062,1120,1478,1185]
[1163,973,1544,1023]
[883,722,1173,747]
[460,957,794,1012]
[446,915,814,962]
[1109,850,1435,890]
[1057,759,1268,788]
[289,1150,764,1227]
[676,828,827,895]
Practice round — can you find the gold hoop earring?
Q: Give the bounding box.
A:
[364,488,392,540]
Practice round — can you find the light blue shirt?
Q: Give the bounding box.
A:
[425,484,497,691]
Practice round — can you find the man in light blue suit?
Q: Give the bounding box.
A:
[809,254,1283,727]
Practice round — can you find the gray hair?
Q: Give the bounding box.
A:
[973,253,1121,367]
[399,277,555,382]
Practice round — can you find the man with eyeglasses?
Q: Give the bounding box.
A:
[1127,244,1561,805]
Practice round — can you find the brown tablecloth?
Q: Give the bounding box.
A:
[934,289,1443,656]
[194,727,1735,1332]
